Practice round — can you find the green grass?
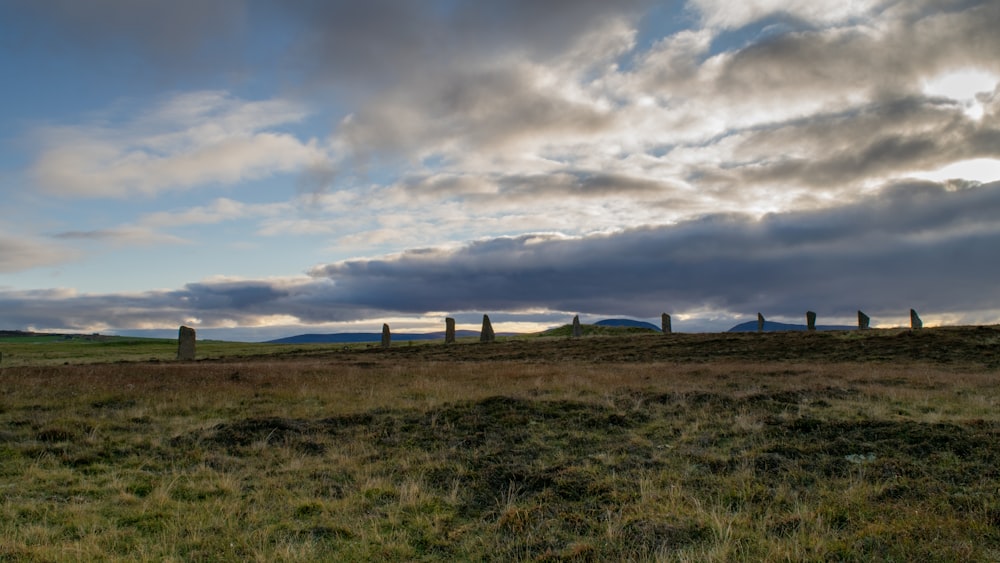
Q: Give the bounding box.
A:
[0,336,357,367]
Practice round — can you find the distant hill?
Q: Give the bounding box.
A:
[0,330,118,342]
[265,330,481,344]
[728,320,856,332]
[540,318,660,337]
[594,319,661,331]
[268,319,664,343]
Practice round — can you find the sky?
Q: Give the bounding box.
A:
[1,0,999,341]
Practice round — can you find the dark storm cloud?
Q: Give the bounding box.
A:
[405,171,673,200]
[0,279,382,331]
[694,95,1000,193]
[3,181,1000,331]
[287,1,648,163]
[0,0,247,70]
[308,180,1000,319]
[711,0,1000,99]
[498,172,671,198]
[284,0,650,86]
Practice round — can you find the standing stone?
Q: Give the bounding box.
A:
[381,323,391,348]
[858,311,870,330]
[177,326,196,361]
[445,317,456,344]
[480,314,495,343]
[757,313,765,333]
[910,309,922,330]
[806,311,817,331]
[661,313,672,334]
[572,315,582,338]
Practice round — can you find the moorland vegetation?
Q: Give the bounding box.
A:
[1,326,999,560]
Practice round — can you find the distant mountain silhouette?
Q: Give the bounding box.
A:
[727,320,856,332]
[267,318,662,343]
[594,319,660,331]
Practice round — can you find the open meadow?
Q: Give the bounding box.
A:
[2,327,1000,561]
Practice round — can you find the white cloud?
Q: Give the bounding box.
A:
[0,233,74,273]
[912,158,1000,184]
[31,91,328,198]
[139,197,288,229]
[923,68,999,101]
[922,68,999,119]
[689,0,889,30]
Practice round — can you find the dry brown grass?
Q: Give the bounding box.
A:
[2,328,999,560]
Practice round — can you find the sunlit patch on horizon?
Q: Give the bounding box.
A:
[922,68,998,120]
[911,159,1000,185]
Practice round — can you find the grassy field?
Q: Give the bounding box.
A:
[1,327,999,561]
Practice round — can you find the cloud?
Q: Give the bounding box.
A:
[0,234,73,273]
[306,180,1000,320]
[336,57,620,167]
[0,0,248,73]
[0,276,393,333]
[689,0,889,30]
[321,0,1000,219]
[30,91,327,198]
[705,1,1000,104]
[4,180,998,332]
[705,96,1000,192]
[283,0,648,90]
[618,1,1000,166]
[50,227,186,246]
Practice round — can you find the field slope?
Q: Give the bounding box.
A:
[1,326,999,560]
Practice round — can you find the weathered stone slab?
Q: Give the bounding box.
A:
[445,317,456,344]
[757,313,765,333]
[858,311,870,330]
[806,311,817,331]
[177,326,196,360]
[910,309,922,330]
[572,315,582,338]
[480,314,495,342]
[662,313,672,334]
[381,323,391,348]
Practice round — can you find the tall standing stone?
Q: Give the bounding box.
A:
[910,309,922,330]
[381,323,391,348]
[858,311,870,330]
[572,315,582,338]
[806,311,817,331]
[662,313,672,334]
[757,313,765,333]
[480,314,495,343]
[445,317,456,344]
[177,326,196,361]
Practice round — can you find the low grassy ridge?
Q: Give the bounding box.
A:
[1,328,999,560]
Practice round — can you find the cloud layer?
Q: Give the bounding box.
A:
[30,92,324,198]
[4,180,998,333]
